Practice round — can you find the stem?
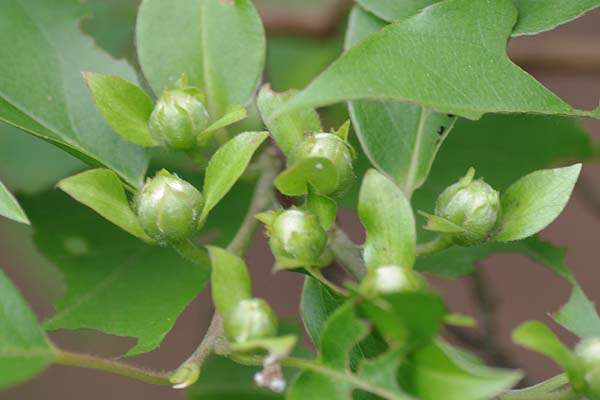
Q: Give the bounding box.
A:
[171,238,211,267]
[416,235,453,256]
[499,374,570,399]
[56,350,171,386]
[171,148,282,387]
[328,225,366,280]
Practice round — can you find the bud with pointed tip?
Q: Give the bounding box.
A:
[435,168,501,246]
[289,132,354,195]
[135,170,204,243]
[361,265,423,297]
[261,209,328,266]
[224,298,278,344]
[149,77,210,151]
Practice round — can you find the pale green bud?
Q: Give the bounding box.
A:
[224,298,278,344]
[361,265,423,297]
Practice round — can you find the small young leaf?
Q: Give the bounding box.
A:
[58,169,154,242]
[84,72,156,147]
[306,186,337,230]
[419,211,465,234]
[201,131,268,222]
[275,157,338,197]
[359,169,416,269]
[553,286,600,338]
[0,269,56,390]
[513,321,584,388]
[197,105,248,145]
[230,335,297,359]
[494,164,582,242]
[208,246,252,318]
[257,85,322,156]
[136,0,265,117]
[0,180,30,224]
[405,341,521,400]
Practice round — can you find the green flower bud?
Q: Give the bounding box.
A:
[267,209,328,265]
[135,170,204,243]
[224,298,278,344]
[435,168,501,246]
[576,338,600,400]
[149,84,210,151]
[290,132,354,195]
[361,265,423,297]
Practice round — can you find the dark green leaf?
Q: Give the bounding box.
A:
[494,164,582,242]
[201,131,268,222]
[359,169,416,269]
[0,180,30,225]
[257,85,322,156]
[277,0,593,120]
[84,72,156,147]
[403,341,521,400]
[22,190,210,357]
[58,169,153,242]
[346,6,457,197]
[300,277,344,348]
[136,0,266,117]
[553,286,600,338]
[209,246,252,318]
[0,269,56,390]
[0,0,148,187]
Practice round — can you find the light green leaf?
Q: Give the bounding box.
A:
[306,186,337,230]
[354,0,600,36]
[0,0,148,187]
[277,0,593,121]
[230,335,297,359]
[84,72,156,147]
[198,105,248,145]
[494,164,582,242]
[257,85,322,156]
[58,169,153,242]
[136,0,265,117]
[0,180,29,225]
[208,246,252,318]
[513,0,600,35]
[275,157,338,197]
[512,321,583,387]
[553,286,600,338]
[201,131,268,222]
[289,303,411,400]
[419,212,465,234]
[359,169,416,269]
[346,6,457,197]
[405,341,521,400]
[0,269,56,390]
[23,190,210,357]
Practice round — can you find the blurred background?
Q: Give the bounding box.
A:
[1,0,600,398]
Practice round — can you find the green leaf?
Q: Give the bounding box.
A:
[306,186,337,230]
[84,72,156,147]
[22,190,210,357]
[208,246,252,318]
[358,292,446,350]
[300,277,345,347]
[136,0,266,117]
[198,105,248,145]
[257,85,322,156]
[289,303,411,400]
[553,286,600,338]
[0,0,148,187]
[494,164,582,242]
[512,321,583,386]
[354,0,600,36]
[188,355,284,399]
[346,7,457,197]
[277,0,593,121]
[359,169,416,269]
[201,131,268,222]
[513,0,600,35]
[0,269,56,390]
[404,341,521,400]
[275,157,338,197]
[58,169,153,242]
[0,180,30,225]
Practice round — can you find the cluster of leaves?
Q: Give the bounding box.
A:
[1,0,600,399]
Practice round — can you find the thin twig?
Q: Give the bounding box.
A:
[328,225,366,280]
